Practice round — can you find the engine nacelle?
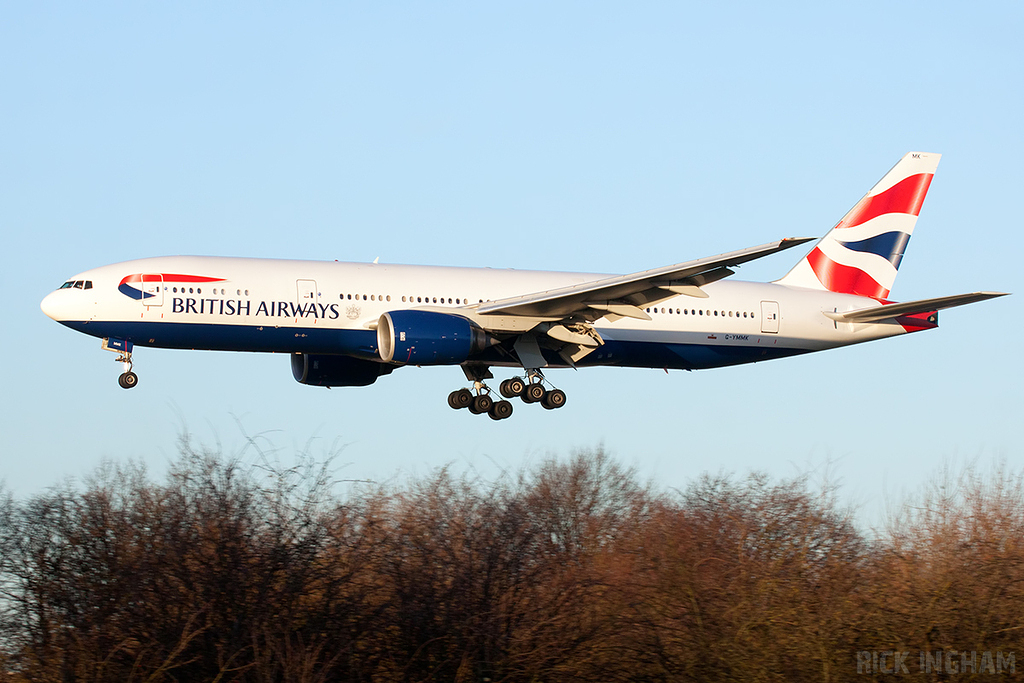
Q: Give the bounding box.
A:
[377,310,493,365]
[291,353,393,387]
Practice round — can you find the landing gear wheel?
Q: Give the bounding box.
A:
[541,388,566,410]
[469,394,493,415]
[448,388,473,409]
[118,371,138,389]
[488,400,513,420]
[500,377,526,398]
[522,383,546,404]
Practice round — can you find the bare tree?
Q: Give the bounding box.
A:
[3,447,1023,682]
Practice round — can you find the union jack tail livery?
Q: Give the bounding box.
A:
[777,151,940,298]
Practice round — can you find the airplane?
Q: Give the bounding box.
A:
[41,152,1007,420]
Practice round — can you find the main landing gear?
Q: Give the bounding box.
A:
[502,370,566,411]
[448,368,566,419]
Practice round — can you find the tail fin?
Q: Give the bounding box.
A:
[776,152,941,298]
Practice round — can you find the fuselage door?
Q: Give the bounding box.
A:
[297,279,317,305]
[760,300,780,333]
[142,274,164,306]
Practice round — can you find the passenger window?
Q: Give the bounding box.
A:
[371,295,375,301]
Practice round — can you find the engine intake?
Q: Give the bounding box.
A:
[291,353,393,387]
[377,310,494,365]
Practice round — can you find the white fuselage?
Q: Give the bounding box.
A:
[41,255,926,374]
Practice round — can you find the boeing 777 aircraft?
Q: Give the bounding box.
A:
[41,152,1007,419]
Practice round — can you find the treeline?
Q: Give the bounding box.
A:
[1,447,1022,682]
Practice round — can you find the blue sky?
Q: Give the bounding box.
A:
[2,2,1021,521]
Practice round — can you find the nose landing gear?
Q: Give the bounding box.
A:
[102,338,139,390]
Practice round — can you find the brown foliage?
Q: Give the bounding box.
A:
[1,449,1022,682]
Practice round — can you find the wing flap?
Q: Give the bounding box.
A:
[825,291,1009,323]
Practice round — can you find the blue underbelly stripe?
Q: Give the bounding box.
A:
[60,320,807,371]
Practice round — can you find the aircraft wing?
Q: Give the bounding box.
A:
[476,237,815,321]
[825,291,1009,324]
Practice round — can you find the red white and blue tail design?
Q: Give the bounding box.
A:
[777,152,940,298]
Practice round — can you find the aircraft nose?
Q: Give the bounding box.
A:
[41,291,67,321]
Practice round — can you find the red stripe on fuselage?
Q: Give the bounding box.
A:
[120,273,227,285]
[806,247,890,298]
[838,173,934,229]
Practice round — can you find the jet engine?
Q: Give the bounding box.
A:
[377,310,496,365]
[291,353,394,387]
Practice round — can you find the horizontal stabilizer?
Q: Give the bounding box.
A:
[825,291,1009,323]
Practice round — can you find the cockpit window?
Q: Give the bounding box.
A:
[59,281,74,289]
[73,281,84,289]
[84,281,92,289]
[58,280,93,290]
